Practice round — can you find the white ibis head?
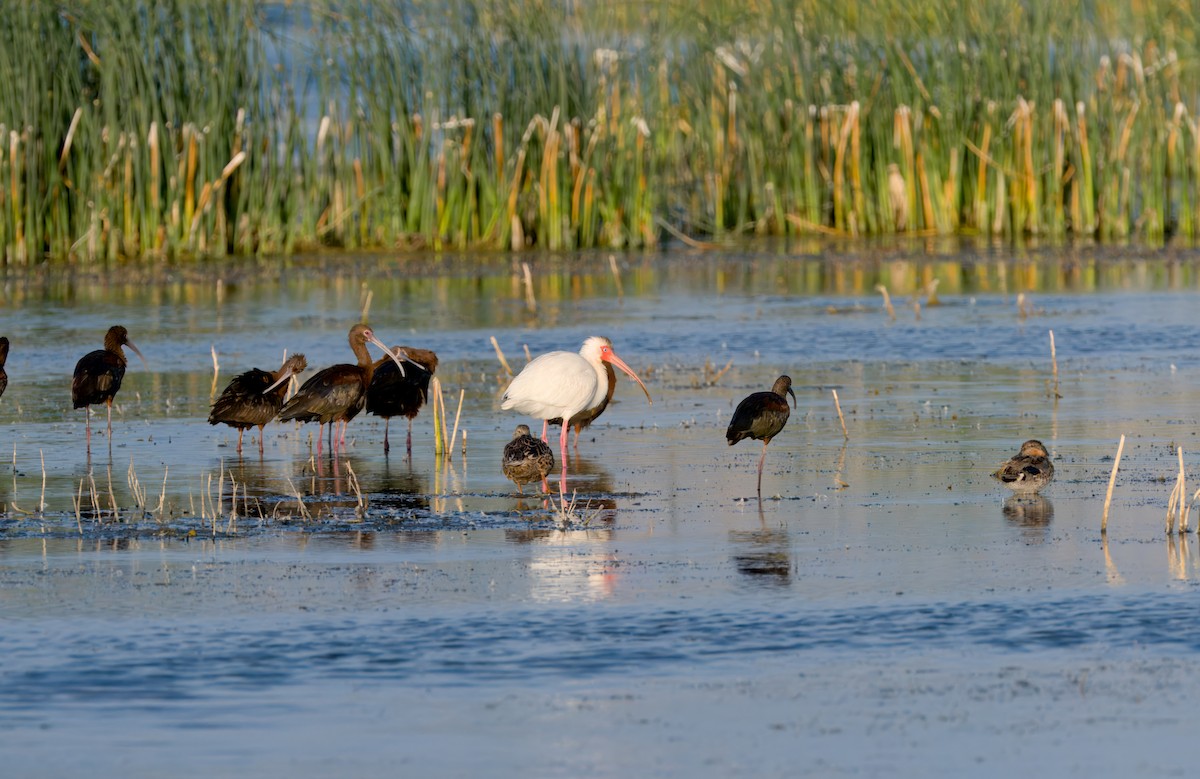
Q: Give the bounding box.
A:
[579,336,652,406]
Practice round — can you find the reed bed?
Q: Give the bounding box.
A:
[3,0,1200,263]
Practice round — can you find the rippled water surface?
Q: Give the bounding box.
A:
[3,245,1200,776]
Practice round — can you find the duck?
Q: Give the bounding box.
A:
[992,439,1054,493]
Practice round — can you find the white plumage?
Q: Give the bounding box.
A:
[501,336,651,499]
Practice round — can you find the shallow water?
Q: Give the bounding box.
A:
[3,245,1200,776]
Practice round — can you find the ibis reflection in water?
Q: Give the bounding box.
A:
[208,353,308,455]
[277,324,410,457]
[501,336,652,501]
[71,325,147,453]
[726,375,796,495]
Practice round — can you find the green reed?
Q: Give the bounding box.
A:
[2,0,1200,262]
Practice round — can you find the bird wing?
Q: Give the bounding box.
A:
[500,351,596,418]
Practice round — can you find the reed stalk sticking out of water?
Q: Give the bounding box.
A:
[875,285,896,321]
[1101,434,1125,534]
[832,389,849,440]
[1166,445,1189,535]
[491,337,513,377]
[1048,330,1061,399]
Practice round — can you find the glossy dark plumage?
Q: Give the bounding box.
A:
[726,375,797,494]
[366,346,438,454]
[209,353,308,454]
[277,324,399,455]
[72,325,145,451]
[0,336,9,399]
[502,424,555,493]
[992,439,1055,494]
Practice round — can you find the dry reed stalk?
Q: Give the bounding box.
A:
[39,450,45,514]
[105,465,119,523]
[361,289,373,322]
[609,255,624,298]
[74,479,84,533]
[1017,292,1028,319]
[448,389,465,462]
[523,344,532,362]
[156,466,168,521]
[832,389,849,440]
[1049,330,1061,398]
[1101,434,1125,534]
[430,376,445,457]
[1180,447,1190,533]
[875,284,896,320]
[345,461,366,518]
[491,336,513,376]
[286,476,311,520]
[210,345,220,399]
[522,262,537,312]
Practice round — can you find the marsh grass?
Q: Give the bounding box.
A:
[4,1,1200,262]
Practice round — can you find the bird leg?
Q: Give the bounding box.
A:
[407,418,414,457]
[558,420,570,501]
[756,442,769,495]
[106,398,114,440]
[84,408,92,453]
[541,419,549,443]
[316,423,325,459]
[236,428,245,455]
[383,418,390,454]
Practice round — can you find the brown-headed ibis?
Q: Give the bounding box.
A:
[72,325,147,452]
[365,346,438,455]
[726,375,796,495]
[501,336,651,500]
[502,424,555,493]
[208,353,308,455]
[277,324,408,456]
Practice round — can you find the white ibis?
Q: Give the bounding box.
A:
[547,360,615,447]
[502,424,555,494]
[726,375,796,495]
[500,336,652,500]
[72,325,148,453]
[992,439,1054,494]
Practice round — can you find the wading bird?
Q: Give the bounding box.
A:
[501,336,651,500]
[366,346,438,455]
[72,325,147,452]
[992,439,1054,494]
[0,336,9,400]
[208,353,308,455]
[726,375,796,495]
[547,360,615,448]
[502,424,555,493]
[277,324,409,456]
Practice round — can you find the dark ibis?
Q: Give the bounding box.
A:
[0,336,8,400]
[726,375,796,495]
[547,360,615,447]
[502,424,555,493]
[277,324,408,456]
[992,439,1054,494]
[501,336,651,500]
[365,346,438,455]
[72,325,147,452]
[208,353,308,454]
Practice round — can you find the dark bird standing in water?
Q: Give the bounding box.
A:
[726,375,796,495]
[209,353,308,455]
[502,424,555,493]
[992,439,1055,494]
[0,336,9,400]
[72,325,147,452]
[277,324,409,456]
[366,346,438,456]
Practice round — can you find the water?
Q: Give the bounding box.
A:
[2,245,1200,776]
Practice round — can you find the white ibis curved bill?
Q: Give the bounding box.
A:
[726,375,796,495]
[500,336,652,500]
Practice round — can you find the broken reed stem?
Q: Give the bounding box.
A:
[609,254,624,298]
[345,461,366,517]
[832,389,849,439]
[447,388,465,462]
[875,284,896,320]
[491,336,513,376]
[1180,446,1189,533]
[39,449,46,514]
[1049,329,1061,398]
[522,261,537,312]
[1017,292,1028,319]
[210,345,220,398]
[157,466,169,520]
[1101,434,1125,534]
[361,289,373,322]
